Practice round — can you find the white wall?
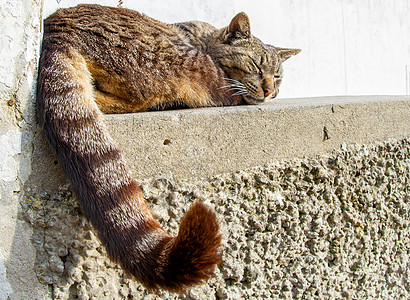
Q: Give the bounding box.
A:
[43,0,410,98]
[0,0,46,298]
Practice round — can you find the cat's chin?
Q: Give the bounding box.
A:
[242,95,265,105]
[243,94,277,105]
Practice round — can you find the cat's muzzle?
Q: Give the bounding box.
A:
[243,91,277,105]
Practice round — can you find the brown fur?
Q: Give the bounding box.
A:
[36,4,299,293]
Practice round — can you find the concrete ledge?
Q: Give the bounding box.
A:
[24,96,410,299]
[106,96,410,180]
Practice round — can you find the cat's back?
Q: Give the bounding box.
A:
[45,4,158,31]
[43,4,182,48]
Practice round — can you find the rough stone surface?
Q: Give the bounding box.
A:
[23,138,410,299]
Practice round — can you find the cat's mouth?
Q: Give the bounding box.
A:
[243,95,265,104]
[243,91,278,105]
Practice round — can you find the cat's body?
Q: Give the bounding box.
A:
[37,4,299,293]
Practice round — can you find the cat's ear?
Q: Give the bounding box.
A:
[274,47,301,61]
[227,12,251,38]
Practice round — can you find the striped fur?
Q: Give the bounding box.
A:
[37,4,299,292]
[37,45,222,292]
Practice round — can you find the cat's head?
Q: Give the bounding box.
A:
[208,12,300,104]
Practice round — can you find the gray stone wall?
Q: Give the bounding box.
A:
[23,138,409,299]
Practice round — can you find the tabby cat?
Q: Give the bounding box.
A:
[37,4,300,293]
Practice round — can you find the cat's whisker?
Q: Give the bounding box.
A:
[219,84,249,97]
[232,91,249,96]
[229,83,245,89]
[232,85,247,90]
[223,77,239,82]
[229,88,248,95]
[224,77,245,86]
[232,90,248,95]
[218,85,235,90]
[219,82,248,96]
[230,86,248,92]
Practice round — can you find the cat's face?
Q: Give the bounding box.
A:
[208,13,300,104]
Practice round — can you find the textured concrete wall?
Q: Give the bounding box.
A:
[24,138,410,299]
[1,0,410,299]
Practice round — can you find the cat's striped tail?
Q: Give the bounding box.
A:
[36,46,222,292]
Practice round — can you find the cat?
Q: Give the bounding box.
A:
[36,4,300,293]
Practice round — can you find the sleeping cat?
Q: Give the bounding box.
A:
[37,4,300,293]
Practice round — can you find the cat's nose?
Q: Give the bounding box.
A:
[263,86,274,97]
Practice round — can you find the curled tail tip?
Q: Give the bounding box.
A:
[178,200,222,254]
[114,201,222,293]
[159,200,223,293]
